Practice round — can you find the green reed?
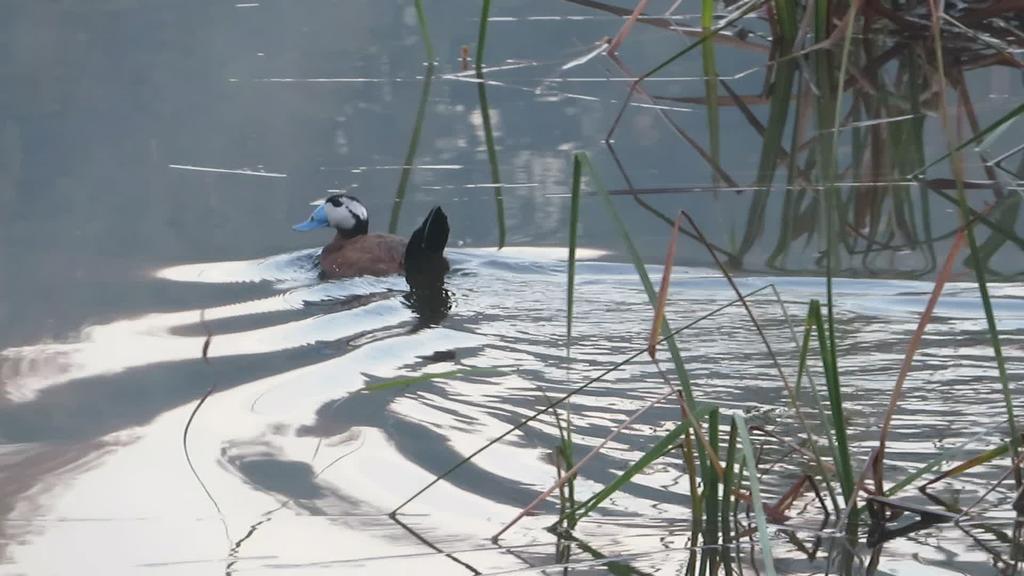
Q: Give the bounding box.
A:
[413,0,434,62]
[475,74,506,249]
[389,63,434,234]
[384,0,1024,571]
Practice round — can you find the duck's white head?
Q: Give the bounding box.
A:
[293,193,369,237]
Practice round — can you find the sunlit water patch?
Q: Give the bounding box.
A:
[0,247,1022,575]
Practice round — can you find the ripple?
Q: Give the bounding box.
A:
[2,247,1022,575]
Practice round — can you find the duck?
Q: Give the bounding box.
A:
[293,193,449,281]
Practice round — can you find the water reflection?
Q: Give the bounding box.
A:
[2,0,1023,573]
[1,243,1022,573]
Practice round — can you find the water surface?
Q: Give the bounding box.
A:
[1,0,1022,574]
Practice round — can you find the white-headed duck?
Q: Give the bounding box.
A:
[293,193,449,281]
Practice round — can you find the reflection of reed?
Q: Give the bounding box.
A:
[475,0,507,249]
[475,71,507,249]
[588,0,1023,277]
[389,63,435,234]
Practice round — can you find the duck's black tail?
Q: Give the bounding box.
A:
[405,206,449,270]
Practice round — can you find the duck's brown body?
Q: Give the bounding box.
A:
[295,193,449,281]
[319,233,407,279]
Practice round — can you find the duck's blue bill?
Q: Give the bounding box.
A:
[292,203,328,231]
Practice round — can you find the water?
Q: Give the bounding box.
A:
[1,0,1023,574]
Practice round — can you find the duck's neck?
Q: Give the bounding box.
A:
[322,231,356,256]
[321,229,366,254]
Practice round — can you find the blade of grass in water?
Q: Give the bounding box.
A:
[811,299,855,504]
[700,0,721,186]
[649,210,683,358]
[683,428,701,576]
[608,0,649,54]
[773,0,798,45]
[925,2,1020,485]
[735,412,777,576]
[701,408,722,576]
[953,193,1019,482]
[568,154,583,343]
[753,58,796,188]
[389,63,435,234]
[473,0,505,247]
[739,54,795,265]
[720,420,739,570]
[570,404,714,521]
[679,210,839,508]
[886,418,1009,495]
[794,302,842,513]
[579,153,717,481]
[818,27,848,509]
[560,153,583,529]
[475,72,506,248]
[390,283,780,515]
[606,0,764,140]
[493,386,678,539]
[912,102,1024,177]
[874,216,969,489]
[814,0,828,41]
[414,0,434,62]
[578,154,697,406]
[475,0,491,69]
[364,368,503,392]
[924,443,1011,488]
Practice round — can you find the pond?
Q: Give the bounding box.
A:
[1,1,1022,574]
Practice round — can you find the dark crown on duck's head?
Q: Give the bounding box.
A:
[292,193,369,238]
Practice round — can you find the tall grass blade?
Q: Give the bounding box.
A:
[475,73,507,248]
[702,408,722,574]
[773,0,798,45]
[608,0,649,54]
[923,443,1011,489]
[493,387,677,540]
[811,299,855,503]
[413,0,434,62]
[794,303,842,513]
[570,405,714,521]
[953,190,1019,485]
[734,412,778,576]
[700,0,721,185]
[885,417,1009,495]
[753,60,796,188]
[475,0,491,69]
[580,154,719,483]
[649,211,684,358]
[875,217,970,488]
[605,0,764,139]
[390,284,779,515]
[678,210,839,507]
[578,154,697,406]
[389,63,435,234]
[912,102,1023,176]
[925,0,1020,486]
[720,420,739,562]
[473,0,505,247]
[568,154,583,343]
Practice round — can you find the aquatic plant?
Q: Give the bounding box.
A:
[372,0,1024,573]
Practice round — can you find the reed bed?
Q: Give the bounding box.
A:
[379,0,1023,573]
